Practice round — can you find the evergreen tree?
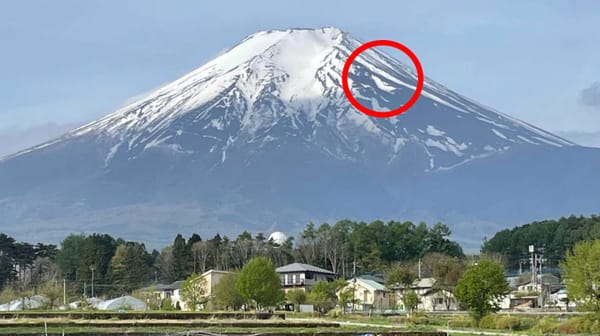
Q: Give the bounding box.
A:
[109,242,151,293]
[80,234,117,295]
[172,234,190,280]
[0,234,16,290]
[55,234,86,281]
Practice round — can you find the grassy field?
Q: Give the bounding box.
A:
[0,311,599,335]
[0,323,443,335]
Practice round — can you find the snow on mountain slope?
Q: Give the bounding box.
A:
[9,27,571,172]
[1,27,595,249]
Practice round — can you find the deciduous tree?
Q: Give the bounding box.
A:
[561,239,600,312]
[454,259,509,325]
[180,272,208,311]
[212,272,244,311]
[307,279,345,312]
[404,290,419,315]
[423,252,466,310]
[385,263,417,290]
[286,289,307,312]
[236,257,284,309]
[39,280,62,309]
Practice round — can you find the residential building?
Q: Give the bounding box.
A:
[344,276,393,311]
[152,269,231,311]
[275,263,336,292]
[499,273,563,309]
[202,269,232,302]
[392,277,459,312]
[418,288,459,311]
[153,280,185,309]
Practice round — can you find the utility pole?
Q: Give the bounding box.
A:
[519,256,529,275]
[90,265,96,298]
[62,279,66,306]
[418,258,422,280]
[529,245,535,287]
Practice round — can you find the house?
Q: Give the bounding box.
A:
[418,288,459,311]
[392,277,459,312]
[549,288,576,310]
[498,273,563,309]
[276,263,336,292]
[202,269,232,301]
[516,274,561,292]
[154,280,185,309]
[344,276,393,311]
[153,269,232,311]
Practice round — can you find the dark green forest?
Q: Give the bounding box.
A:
[482,215,600,271]
[0,220,462,298]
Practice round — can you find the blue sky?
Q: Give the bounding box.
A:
[1,0,600,152]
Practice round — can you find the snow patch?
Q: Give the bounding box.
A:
[492,129,508,140]
[426,125,445,136]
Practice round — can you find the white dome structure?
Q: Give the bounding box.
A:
[268,231,287,245]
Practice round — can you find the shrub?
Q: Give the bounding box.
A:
[388,316,408,324]
[559,320,578,334]
[555,315,600,334]
[448,318,474,328]
[534,316,560,334]
[561,315,600,334]
[327,308,342,318]
[478,315,496,329]
[426,315,446,326]
[160,298,175,311]
[517,316,536,330]
[591,320,600,334]
[495,315,520,330]
[409,316,429,325]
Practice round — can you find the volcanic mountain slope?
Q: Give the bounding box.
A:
[1,27,598,248]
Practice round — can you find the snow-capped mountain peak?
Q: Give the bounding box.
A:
[2,27,599,251]
[11,27,573,171]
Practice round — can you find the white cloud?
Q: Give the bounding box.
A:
[557,131,600,148]
[0,122,83,157]
[580,82,600,108]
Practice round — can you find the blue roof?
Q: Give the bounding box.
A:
[356,277,387,291]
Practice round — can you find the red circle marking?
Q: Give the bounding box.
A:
[341,40,424,118]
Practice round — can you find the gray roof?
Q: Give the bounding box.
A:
[358,274,385,284]
[154,280,183,291]
[276,263,336,275]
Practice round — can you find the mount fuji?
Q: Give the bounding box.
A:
[1,27,599,248]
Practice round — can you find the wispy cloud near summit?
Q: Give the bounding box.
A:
[0,122,83,158]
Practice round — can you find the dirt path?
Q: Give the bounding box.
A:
[289,318,532,336]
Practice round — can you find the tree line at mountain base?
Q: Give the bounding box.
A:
[0,219,462,300]
[2,214,599,306]
[482,214,600,272]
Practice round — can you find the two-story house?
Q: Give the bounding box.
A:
[344,276,393,311]
[276,263,336,292]
[153,269,232,310]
